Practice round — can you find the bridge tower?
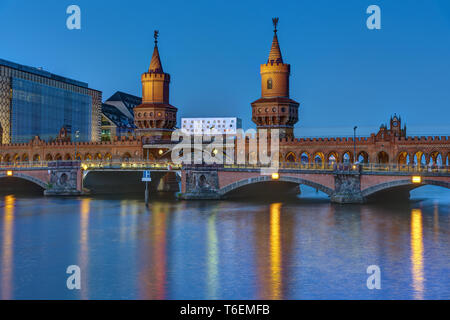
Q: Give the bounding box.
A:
[134,30,178,140]
[251,18,299,139]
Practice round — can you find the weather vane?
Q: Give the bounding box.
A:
[272,17,279,32]
[154,30,159,44]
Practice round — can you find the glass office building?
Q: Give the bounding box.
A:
[0,58,101,144]
[11,78,92,143]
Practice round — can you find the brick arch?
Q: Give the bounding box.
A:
[313,151,325,164]
[285,151,297,162]
[397,151,410,165]
[341,151,353,163]
[327,151,339,163]
[219,175,334,197]
[298,151,310,163]
[0,172,47,189]
[361,179,450,198]
[357,151,369,163]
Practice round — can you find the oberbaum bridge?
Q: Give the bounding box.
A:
[0,20,449,204]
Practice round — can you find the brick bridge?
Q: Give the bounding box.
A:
[0,160,449,203]
[180,163,450,203]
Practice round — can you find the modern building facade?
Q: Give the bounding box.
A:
[101,91,141,141]
[0,58,102,144]
[181,117,242,135]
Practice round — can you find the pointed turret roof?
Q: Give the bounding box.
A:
[149,30,163,73]
[268,18,283,63]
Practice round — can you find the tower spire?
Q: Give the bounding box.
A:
[149,30,163,73]
[268,17,283,63]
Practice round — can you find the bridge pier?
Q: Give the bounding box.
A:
[178,169,221,200]
[330,173,366,204]
[43,162,83,196]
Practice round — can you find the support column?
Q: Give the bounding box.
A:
[330,172,365,204]
[177,169,221,200]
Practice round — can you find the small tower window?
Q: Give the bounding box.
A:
[267,78,272,89]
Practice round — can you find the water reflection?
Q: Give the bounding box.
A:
[1,195,15,299]
[269,203,282,300]
[79,198,90,299]
[207,211,219,299]
[140,202,169,299]
[1,186,449,299]
[410,208,424,300]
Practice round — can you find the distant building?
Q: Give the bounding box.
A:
[181,117,242,135]
[101,92,141,141]
[0,58,102,144]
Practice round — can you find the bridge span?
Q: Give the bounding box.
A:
[0,161,449,203]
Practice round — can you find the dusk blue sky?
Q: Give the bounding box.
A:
[1,0,449,137]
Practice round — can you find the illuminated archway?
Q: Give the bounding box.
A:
[3,154,11,163]
[104,153,112,161]
[64,153,72,160]
[397,151,410,165]
[414,151,426,166]
[94,152,102,160]
[327,151,338,164]
[313,152,324,165]
[429,151,442,166]
[122,152,132,161]
[55,154,62,161]
[84,153,92,161]
[299,152,310,164]
[33,154,40,162]
[342,151,352,164]
[285,152,296,162]
[377,151,389,164]
[21,153,29,162]
[357,151,369,163]
[45,154,53,161]
[13,154,20,163]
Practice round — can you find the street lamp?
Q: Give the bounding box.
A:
[353,126,357,164]
[74,130,80,161]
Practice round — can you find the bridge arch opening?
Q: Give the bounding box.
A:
[33,154,40,161]
[362,179,450,202]
[220,176,333,200]
[0,175,46,194]
[64,153,72,160]
[45,153,53,161]
[21,153,29,162]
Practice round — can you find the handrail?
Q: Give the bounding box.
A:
[1,160,449,174]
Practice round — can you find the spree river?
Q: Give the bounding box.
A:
[0,186,449,300]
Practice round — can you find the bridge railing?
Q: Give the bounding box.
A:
[1,160,449,174]
[80,160,182,170]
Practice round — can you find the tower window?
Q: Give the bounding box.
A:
[267,78,272,89]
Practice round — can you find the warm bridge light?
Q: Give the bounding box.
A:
[271,172,279,180]
[158,149,164,155]
[6,170,13,176]
[412,176,422,184]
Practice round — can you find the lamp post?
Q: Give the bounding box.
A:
[74,130,80,161]
[353,126,357,164]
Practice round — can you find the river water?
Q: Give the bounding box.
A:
[0,186,449,300]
